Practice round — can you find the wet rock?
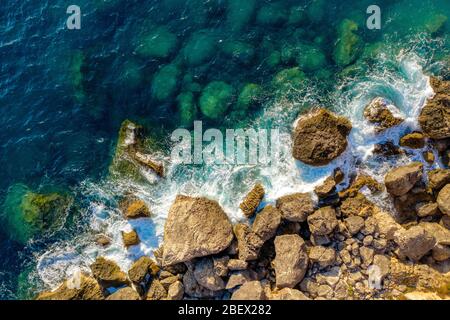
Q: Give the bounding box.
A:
[133,151,165,177]
[239,183,265,218]
[307,207,338,236]
[146,280,167,300]
[315,176,337,198]
[373,141,403,157]
[416,202,440,217]
[252,205,282,242]
[106,287,140,300]
[256,3,288,26]
[183,31,217,66]
[96,234,111,247]
[128,256,159,285]
[162,195,233,266]
[36,274,104,300]
[418,77,450,139]
[363,97,403,132]
[122,229,140,247]
[384,162,423,196]
[394,226,436,261]
[275,192,315,222]
[227,259,248,271]
[234,223,264,261]
[119,198,151,219]
[270,288,310,300]
[339,175,383,199]
[273,234,309,288]
[400,132,426,149]
[344,215,365,235]
[167,281,184,300]
[308,246,336,268]
[231,281,266,300]
[292,109,352,166]
[90,257,129,288]
[193,257,225,291]
[428,169,450,191]
[437,184,450,216]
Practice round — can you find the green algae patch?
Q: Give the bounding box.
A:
[237,83,264,111]
[183,31,217,66]
[152,63,181,101]
[69,50,85,103]
[256,2,289,26]
[136,26,178,59]
[296,44,327,72]
[177,91,198,128]
[226,0,257,32]
[1,184,73,244]
[272,67,306,96]
[333,19,362,67]
[220,40,255,65]
[199,81,234,120]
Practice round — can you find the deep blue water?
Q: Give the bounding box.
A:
[0,0,449,299]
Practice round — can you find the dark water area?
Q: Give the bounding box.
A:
[0,0,449,299]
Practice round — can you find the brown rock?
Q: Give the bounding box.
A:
[307,207,338,236]
[314,176,337,198]
[193,257,225,291]
[400,132,426,149]
[339,175,383,199]
[428,169,450,191]
[231,281,266,300]
[334,168,345,184]
[146,280,167,300]
[273,234,309,288]
[363,97,403,132]
[292,109,352,166]
[373,141,403,157]
[122,230,140,247]
[373,210,402,240]
[36,274,104,300]
[106,287,140,300]
[344,215,365,235]
[167,281,184,300]
[226,270,255,290]
[213,256,229,277]
[90,257,129,288]
[119,198,151,219]
[423,151,435,164]
[252,205,281,242]
[416,202,440,217]
[128,256,159,284]
[234,223,264,261]
[384,162,423,196]
[240,183,265,218]
[133,151,165,177]
[96,234,111,247]
[182,268,217,298]
[275,193,315,222]
[394,226,436,261]
[162,195,233,266]
[270,288,310,300]
[227,259,248,271]
[437,184,450,216]
[308,246,336,268]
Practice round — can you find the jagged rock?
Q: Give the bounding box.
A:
[252,205,281,242]
[292,109,352,166]
[269,288,310,300]
[437,184,450,216]
[146,280,167,300]
[239,183,265,218]
[384,162,423,196]
[373,210,402,240]
[193,257,225,291]
[119,198,151,219]
[372,254,390,281]
[160,275,179,290]
[96,234,111,247]
[106,287,140,300]
[344,215,365,235]
[363,97,403,132]
[400,132,426,149]
[339,175,383,199]
[423,151,435,164]
[428,169,450,191]
[404,292,443,300]
[359,246,375,266]
[307,207,338,236]
[162,195,233,266]
[182,268,217,298]
[275,193,315,222]
[418,77,450,140]
[394,226,436,261]
[226,270,255,290]
[308,246,336,268]
[315,176,337,198]
[213,256,229,277]
[394,187,434,221]
[122,230,140,247]
[234,223,264,261]
[36,274,104,300]
[128,256,159,284]
[231,281,266,300]
[90,257,129,288]
[273,234,309,288]
[340,193,376,218]
[167,281,184,300]
[373,141,403,157]
[227,259,248,271]
[416,202,440,217]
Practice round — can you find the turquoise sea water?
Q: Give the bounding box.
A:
[0,0,449,299]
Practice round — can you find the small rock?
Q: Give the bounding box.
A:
[96,234,111,247]
[90,257,129,288]
[193,257,225,291]
[394,226,436,261]
[309,246,336,268]
[275,193,315,222]
[213,256,229,277]
[416,202,440,217]
[106,287,140,300]
[119,198,151,219]
[344,216,365,235]
[437,184,450,216]
[307,207,338,236]
[239,183,265,218]
[226,270,254,290]
[384,162,423,196]
[314,176,337,198]
[423,151,435,164]
[317,284,333,298]
[146,280,167,300]
[428,169,450,191]
[372,254,390,281]
[270,288,310,300]
[359,246,375,266]
[400,132,425,149]
[404,291,442,300]
[231,281,266,300]
[167,281,184,300]
[128,256,159,284]
[122,230,140,247]
[252,205,282,242]
[363,97,403,132]
[234,223,264,261]
[227,259,248,271]
[340,193,375,218]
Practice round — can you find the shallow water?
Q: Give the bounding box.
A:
[0,0,449,299]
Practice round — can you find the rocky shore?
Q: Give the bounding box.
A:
[36,77,450,300]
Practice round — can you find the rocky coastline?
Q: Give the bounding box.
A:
[36,77,450,301]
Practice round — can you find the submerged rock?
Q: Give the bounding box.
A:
[183,31,217,66]
[273,234,309,288]
[256,3,288,26]
[136,26,177,59]
[419,77,450,140]
[275,193,315,222]
[236,83,264,111]
[199,81,234,120]
[162,195,233,266]
[384,162,423,197]
[292,109,352,166]
[239,183,265,218]
[296,44,327,72]
[176,91,198,128]
[272,67,306,95]
[90,257,129,288]
[363,97,403,132]
[333,19,362,67]
[152,63,181,102]
[36,274,104,300]
[225,0,257,32]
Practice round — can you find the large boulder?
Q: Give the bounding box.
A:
[233,223,264,261]
[273,234,309,288]
[307,207,338,236]
[363,97,403,132]
[36,274,104,300]
[162,195,233,266]
[275,193,315,222]
[252,205,281,242]
[292,109,352,166]
[418,77,450,140]
[394,226,436,261]
[90,257,129,288]
[239,183,265,218]
[384,162,423,196]
[428,169,450,191]
[437,184,450,216]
